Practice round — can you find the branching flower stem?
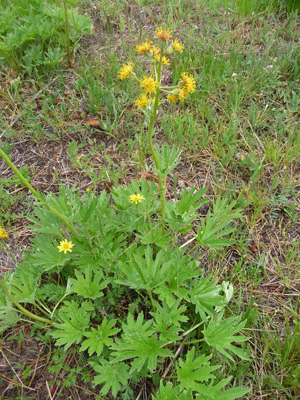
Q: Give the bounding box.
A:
[147,51,166,224]
[0,148,82,242]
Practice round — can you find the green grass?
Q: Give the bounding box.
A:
[0,0,300,398]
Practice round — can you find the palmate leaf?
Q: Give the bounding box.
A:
[28,235,70,272]
[137,224,172,248]
[0,291,20,334]
[121,312,153,340]
[176,348,220,392]
[203,312,249,362]
[166,187,208,234]
[27,209,62,236]
[112,178,159,213]
[197,197,242,250]
[92,360,130,397]
[80,318,120,356]
[150,299,187,342]
[112,334,173,373]
[176,187,207,215]
[189,275,226,322]
[152,382,191,400]
[195,377,251,399]
[111,312,172,373]
[116,246,173,291]
[70,265,110,299]
[52,301,90,350]
[10,270,38,304]
[153,143,182,178]
[154,251,202,307]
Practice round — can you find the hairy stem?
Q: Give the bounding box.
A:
[0,148,82,242]
[147,51,166,223]
[0,278,52,325]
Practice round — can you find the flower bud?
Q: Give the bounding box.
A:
[165,45,174,55]
[150,56,158,65]
[172,88,180,97]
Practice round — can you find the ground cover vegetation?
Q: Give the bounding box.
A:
[0,0,299,399]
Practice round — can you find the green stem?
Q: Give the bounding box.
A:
[0,148,82,242]
[63,0,72,67]
[138,112,145,171]
[147,51,166,222]
[148,290,156,312]
[33,301,51,316]
[0,279,52,325]
[181,338,205,345]
[185,243,199,256]
[161,321,204,348]
[1,240,17,264]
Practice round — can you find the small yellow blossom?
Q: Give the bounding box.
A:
[136,39,153,54]
[180,72,196,95]
[162,56,171,65]
[178,88,188,100]
[150,45,161,55]
[140,75,159,95]
[0,226,9,239]
[172,38,184,53]
[155,27,172,41]
[155,54,171,65]
[86,187,91,192]
[118,62,134,80]
[58,239,74,254]
[135,93,150,108]
[168,93,179,103]
[129,193,145,204]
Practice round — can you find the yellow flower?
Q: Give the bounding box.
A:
[135,93,150,109]
[0,226,9,239]
[118,62,134,80]
[155,27,172,41]
[168,93,179,103]
[172,38,184,53]
[136,39,153,54]
[178,88,188,100]
[162,56,171,65]
[155,54,171,65]
[129,193,145,204]
[57,239,74,254]
[180,72,196,95]
[140,75,159,95]
[150,45,160,55]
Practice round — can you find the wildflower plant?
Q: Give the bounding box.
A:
[118,27,196,223]
[0,27,251,400]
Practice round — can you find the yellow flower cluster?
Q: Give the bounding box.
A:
[169,72,196,103]
[135,93,152,109]
[135,39,152,54]
[140,75,159,95]
[172,38,184,53]
[0,226,8,239]
[117,26,195,107]
[118,62,134,80]
[154,27,172,41]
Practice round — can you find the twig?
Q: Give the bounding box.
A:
[0,75,60,141]
[161,338,188,379]
[46,380,54,400]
